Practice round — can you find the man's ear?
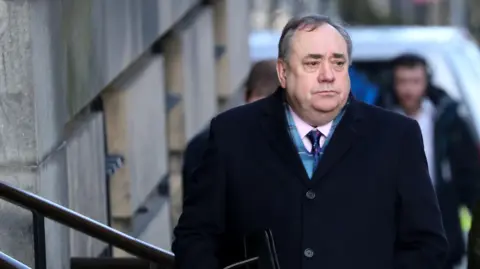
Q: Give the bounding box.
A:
[276,59,287,88]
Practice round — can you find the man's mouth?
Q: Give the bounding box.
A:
[314,90,336,94]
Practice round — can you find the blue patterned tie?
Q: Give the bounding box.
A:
[307,129,323,171]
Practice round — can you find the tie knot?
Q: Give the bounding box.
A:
[306,129,322,146]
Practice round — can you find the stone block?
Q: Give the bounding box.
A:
[0,0,209,165]
[165,6,217,149]
[180,7,217,141]
[37,147,70,269]
[103,56,168,218]
[138,201,172,251]
[0,144,70,269]
[172,0,201,24]
[0,0,206,267]
[164,36,185,152]
[214,0,250,98]
[66,113,108,257]
[29,0,69,163]
[0,0,38,164]
[0,171,36,267]
[29,0,203,121]
[0,1,70,268]
[158,0,202,35]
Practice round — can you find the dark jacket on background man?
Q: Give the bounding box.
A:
[376,85,480,266]
[173,88,448,269]
[182,59,279,199]
[182,127,209,197]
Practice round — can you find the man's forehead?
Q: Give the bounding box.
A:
[291,25,348,56]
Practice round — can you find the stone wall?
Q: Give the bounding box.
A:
[66,113,108,257]
[0,0,189,267]
[103,56,169,243]
[0,0,251,267]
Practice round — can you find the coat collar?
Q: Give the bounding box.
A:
[261,87,367,185]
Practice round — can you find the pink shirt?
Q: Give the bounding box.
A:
[288,106,332,152]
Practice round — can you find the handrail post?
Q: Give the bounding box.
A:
[32,212,46,269]
[0,181,175,267]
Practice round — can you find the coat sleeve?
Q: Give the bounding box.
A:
[394,119,449,269]
[172,117,226,269]
[182,128,210,198]
[449,114,480,211]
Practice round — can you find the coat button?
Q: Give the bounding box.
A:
[306,190,316,200]
[304,248,314,258]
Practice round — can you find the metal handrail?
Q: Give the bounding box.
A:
[0,251,30,269]
[0,181,175,268]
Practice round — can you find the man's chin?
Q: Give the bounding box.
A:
[311,101,340,114]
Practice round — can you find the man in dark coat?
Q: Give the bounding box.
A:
[376,53,480,269]
[182,59,279,198]
[173,14,448,269]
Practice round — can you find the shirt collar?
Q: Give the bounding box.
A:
[288,105,333,138]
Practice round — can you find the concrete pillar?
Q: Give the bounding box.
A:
[66,113,109,257]
[214,0,251,101]
[165,6,217,149]
[0,0,219,267]
[0,2,111,268]
[164,6,217,226]
[61,0,204,118]
[450,0,467,26]
[102,55,169,256]
[0,0,69,268]
[138,200,172,251]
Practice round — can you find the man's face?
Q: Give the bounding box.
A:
[393,65,427,112]
[277,24,350,114]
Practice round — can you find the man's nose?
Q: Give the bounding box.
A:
[317,62,334,82]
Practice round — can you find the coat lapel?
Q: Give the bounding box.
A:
[311,98,366,182]
[261,89,367,185]
[261,88,310,183]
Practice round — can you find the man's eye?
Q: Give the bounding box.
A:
[335,61,345,66]
[305,62,319,67]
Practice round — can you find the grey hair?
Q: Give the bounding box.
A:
[278,14,352,64]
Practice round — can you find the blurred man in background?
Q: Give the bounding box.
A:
[182,59,279,198]
[376,53,480,269]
